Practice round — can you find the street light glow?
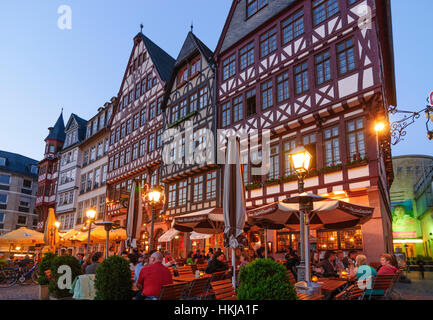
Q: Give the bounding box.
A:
[374,122,386,133]
[86,208,97,220]
[290,147,312,174]
[54,221,61,229]
[148,189,162,203]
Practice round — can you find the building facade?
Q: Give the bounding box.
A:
[390,155,433,258]
[55,114,87,231]
[160,32,220,257]
[106,32,175,249]
[0,151,39,236]
[75,101,115,231]
[214,0,395,259]
[35,112,65,232]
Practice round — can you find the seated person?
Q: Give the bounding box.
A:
[377,253,398,275]
[85,252,103,274]
[320,251,339,278]
[136,252,173,300]
[354,254,381,296]
[206,252,229,274]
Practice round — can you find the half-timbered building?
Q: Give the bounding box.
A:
[215,0,396,259]
[160,32,220,257]
[106,32,175,249]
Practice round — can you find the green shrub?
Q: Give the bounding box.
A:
[0,258,7,267]
[237,259,297,300]
[48,255,82,299]
[95,255,132,300]
[37,252,57,285]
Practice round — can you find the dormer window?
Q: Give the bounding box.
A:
[0,157,6,167]
[178,66,189,84]
[30,165,38,175]
[49,145,55,153]
[247,0,268,19]
[190,57,201,76]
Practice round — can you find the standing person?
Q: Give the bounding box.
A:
[205,252,229,274]
[76,253,84,265]
[81,254,92,274]
[417,256,425,280]
[377,253,398,275]
[335,251,345,271]
[343,250,358,269]
[135,252,173,300]
[320,251,339,278]
[85,252,104,274]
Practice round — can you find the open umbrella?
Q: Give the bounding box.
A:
[223,137,248,288]
[173,208,224,234]
[0,227,45,245]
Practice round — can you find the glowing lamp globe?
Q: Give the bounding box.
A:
[290,147,312,174]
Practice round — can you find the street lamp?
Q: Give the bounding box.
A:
[290,147,312,283]
[85,207,97,255]
[145,185,165,252]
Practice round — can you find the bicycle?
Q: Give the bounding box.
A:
[0,262,39,288]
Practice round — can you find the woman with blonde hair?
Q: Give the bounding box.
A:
[354,254,378,296]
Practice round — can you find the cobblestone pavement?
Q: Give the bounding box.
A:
[0,284,38,300]
[394,271,433,300]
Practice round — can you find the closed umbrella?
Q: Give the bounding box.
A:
[223,137,248,288]
[44,208,59,251]
[126,181,142,249]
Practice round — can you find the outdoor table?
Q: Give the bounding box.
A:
[297,293,324,300]
[172,274,211,283]
[316,278,348,299]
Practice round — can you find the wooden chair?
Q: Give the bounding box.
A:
[287,270,296,286]
[297,293,324,300]
[334,284,365,300]
[385,270,403,300]
[210,270,227,282]
[369,262,381,270]
[185,277,212,300]
[172,265,194,277]
[365,274,394,300]
[159,283,189,300]
[190,264,198,273]
[210,279,236,300]
[196,263,208,271]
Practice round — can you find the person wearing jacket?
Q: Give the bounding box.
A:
[205,252,229,274]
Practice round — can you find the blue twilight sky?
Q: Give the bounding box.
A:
[0,0,431,161]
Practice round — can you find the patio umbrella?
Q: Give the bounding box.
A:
[158,228,180,242]
[173,208,224,234]
[44,208,59,251]
[0,227,45,245]
[190,232,212,240]
[75,226,126,242]
[223,137,248,288]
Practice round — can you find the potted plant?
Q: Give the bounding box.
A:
[95,255,132,300]
[237,259,297,300]
[37,252,57,300]
[48,255,82,300]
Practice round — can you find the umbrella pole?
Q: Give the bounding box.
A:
[264,229,268,259]
[232,247,236,289]
[304,215,311,284]
[106,230,110,259]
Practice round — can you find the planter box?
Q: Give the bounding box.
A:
[39,285,49,300]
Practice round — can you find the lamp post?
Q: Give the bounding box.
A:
[85,207,97,256]
[290,147,312,283]
[146,186,164,252]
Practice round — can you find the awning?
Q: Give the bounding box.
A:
[190,232,212,240]
[173,208,224,234]
[158,228,180,242]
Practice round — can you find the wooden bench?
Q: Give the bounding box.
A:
[210,279,236,300]
[185,276,212,300]
[171,265,195,278]
[365,274,395,300]
[159,282,189,300]
[196,263,208,271]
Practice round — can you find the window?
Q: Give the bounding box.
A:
[348,0,359,6]
[246,89,257,117]
[347,118,365,160]
[324,127,341,166]
[337,38,356,75]
[178,65,189,84]
[92,119,98,135]
[133,113,139,130]
[98,196,105,220]
[206,171,217,199]
[17,216,27,225]
[80,174,86,192]
[277,72,290,103]
[261,80,273,110]
[114,153,119,169]
[87,172,93,191]
[90,146,96,162]
[102,165,107,184]
[178,181,187,206]
[223,55,236,80]
[115,127,120,142]
[140,108,147,126]
[97,142,103,158]
[193,175,204,202]
[233,96,243,123]
[190,93,198,112]
[240,42,255,71]
[171,105,179,124]
[108,157,113,172]
[406,167,412,175]
[156,129,163,149]
[120,123,126,139]
[260,27,277,58]
[132,143,139,160]
[141,78,146,95]
[303,133,316,146]
[295,62,309,95]
[135,83,141,100]
[269,145,279,180]
[0,175,10,185]
[242,154,249,184]
[315,50,332,85]
[146,74,152,90]
[168,184,177,208]
[180,99,188,118]
[222,102,231,127]
[149,102,156,120]
[129,90,134,104]
[104,138,109,154]
[199,87,208,109]
[157,97,163,116]
[110,132,115,145]
[0,157,5,166]
[126,118,132,135]
[150,171,158,187]
[313,0,339,26]
[191,57,201,75]
[282,10,304,45]
[148,133,155,152]
[247,0,268,18]
[139,139,146,157]
[125,147,131,164]
[94,168,101,188]
[284,140,296,175]
[119,150,125,167]
[0,194,7,204]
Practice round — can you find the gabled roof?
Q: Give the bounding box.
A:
[136,33,176,83]
[65,113,88,142]
[45,111,66,142]
[0,150,38,179]
[176,32,215,67]
[215,0,296,56]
